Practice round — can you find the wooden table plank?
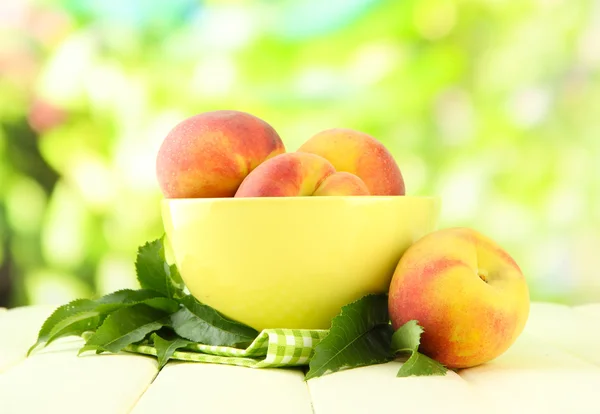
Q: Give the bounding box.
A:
[573,303,600,321]
[307,362,480,414]
[0,338,159,414]
[0,305,56,373]
[524,303,600,365]
[131,362,313,414]
[458,332,600,414]
[0,302,599,414]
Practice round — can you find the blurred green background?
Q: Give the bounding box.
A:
[1,0,599,309]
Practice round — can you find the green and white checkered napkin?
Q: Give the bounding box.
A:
[126,329,329,368]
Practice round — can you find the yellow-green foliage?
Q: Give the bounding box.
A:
[0,0,599,307]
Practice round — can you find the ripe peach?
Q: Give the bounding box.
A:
[234,152,339,197]
[388,227,530,369]
[313,172,370,196]
[156,110,285,198]
[297,128,405,196]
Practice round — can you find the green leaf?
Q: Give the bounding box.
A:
[170,295,258,347]
[94,289,163,314]
[28,289,167,355]
[141,297,180,313]
[45,311,102,347]
[152,333,193,369]
[167,263,184,292]
[28,299,99,355]
[78,344,102,355]
[396,352,448,377]
[82,304,169,353]
[390,320,423,353]
[305,294,394,380]
[135,237,185,299]
[48,294,174,347]
[391,320,448,377]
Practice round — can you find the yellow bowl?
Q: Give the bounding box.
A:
[162,196,441,331]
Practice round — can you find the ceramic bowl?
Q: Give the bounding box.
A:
[162,196,441,331]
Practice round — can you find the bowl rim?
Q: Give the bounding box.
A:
[161,195,441,205]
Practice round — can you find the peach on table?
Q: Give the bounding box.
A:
[388,227,530,369]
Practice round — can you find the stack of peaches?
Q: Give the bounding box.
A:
[156,110,405,200]
[155,109,531,370]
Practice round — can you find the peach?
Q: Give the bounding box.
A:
[297,128,405,196]
[234,152,349,197]
[388,227,530,369]
[156,110,285,198]
[313,172,370,196]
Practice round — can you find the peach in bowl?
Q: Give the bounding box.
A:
[161,195,440,331]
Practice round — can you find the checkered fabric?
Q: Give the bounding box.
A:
[126,328,329,368]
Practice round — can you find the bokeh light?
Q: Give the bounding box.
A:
[1,0,599,308]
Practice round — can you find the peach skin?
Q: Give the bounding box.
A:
[388,227,530,369]
[156,110,285,198]
[234,152,340,197]
[313,172,370,196]
[297,128,405,196]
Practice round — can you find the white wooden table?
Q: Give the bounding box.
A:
[0,302,599,414]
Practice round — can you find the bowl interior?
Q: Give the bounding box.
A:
[162,196,441,331]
